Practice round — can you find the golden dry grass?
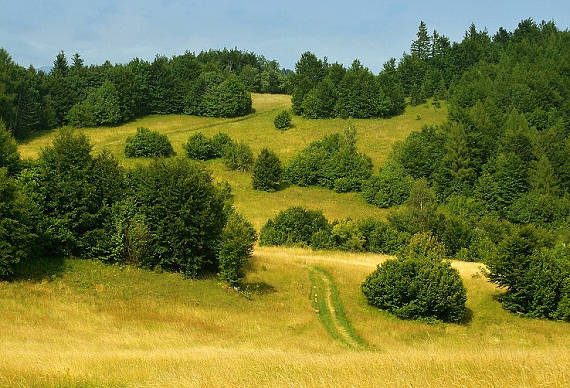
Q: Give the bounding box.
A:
[1,247,568,387]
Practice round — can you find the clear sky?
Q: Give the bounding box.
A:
[1,0,568,72]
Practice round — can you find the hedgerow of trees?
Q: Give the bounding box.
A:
[0,48,295,139]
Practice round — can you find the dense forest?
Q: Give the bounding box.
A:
[0,48,292,138]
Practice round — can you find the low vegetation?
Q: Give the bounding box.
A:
[273,109,292,129]
[124,127,174,158]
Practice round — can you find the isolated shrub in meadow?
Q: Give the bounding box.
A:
[362,232,467,323]
[0,169,35,279]
[217,212,257,286]
[274,110,292,130]
[223,141,254,171]
[125,127,174,158]
[362,159,414,207]
[184,132,213,160]
[252,148,282,191]
[0,119,20,176]
[260,207,331,247]
[127,158,228,277]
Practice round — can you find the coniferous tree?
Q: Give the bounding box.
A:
[411,21,432,61]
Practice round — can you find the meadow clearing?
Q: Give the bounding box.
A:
[5,94,569,387]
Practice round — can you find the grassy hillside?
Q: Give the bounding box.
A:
[1,248,568,387]
[18,93,447,229]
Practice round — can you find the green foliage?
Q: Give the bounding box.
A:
[21,129,124,257]
[0,169,35,278]
[0,119,20,176]
[260,207,331,247]
[485,227,569,320]
[362,233,467,323]
[217,212,257,286]
[184,132,213,160]
[126,158,228,277]
[201,75,252,118]
[223,141,254,172]
[252,148,282,191]
[285,127,372,193]
[274,110,292,130]
[68,80,122,127]
[210,132,233,158]
[362,160,413,207]
[124,127,174,158]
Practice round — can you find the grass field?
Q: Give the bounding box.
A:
[18,93,447,229]
[1,248,568,387]
[8,95,569,387]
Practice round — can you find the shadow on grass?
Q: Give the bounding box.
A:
[240,282,276,295]
[11,255,68,283]
[460,307,474,325]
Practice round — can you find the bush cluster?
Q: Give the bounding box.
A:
[260,207,331,247]
[223,142,254,172]
[184,132,233,160]
[124,127,174,158]
[260,207,409,254]
[9,129,256,286]
[362,160,414,207]
[362,232,467,323]
[284,128,372,192]
[252,149,282,191]
[274,110,292,130]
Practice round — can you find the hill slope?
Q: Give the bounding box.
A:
[18,94,447,228]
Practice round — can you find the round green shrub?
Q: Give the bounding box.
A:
[252,148,282,191]
[210,132,234,158]
[223,142,254,171]
[274,110,292,130]
[126,158,228,277]
[361,160,414,207]
[125,127,174,158]
[361,232,467,323]
[202,75,252,118]
[259,207,331,247]
[185,133,213,160]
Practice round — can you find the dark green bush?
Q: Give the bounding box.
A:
[68,80,122,127]
[223,142,254,171]
[357,218,410,254]
[0,169,36,279]
[184,133,213,160]
[485,227,569,320]
[210,132,234,157]
[125,127,174,158]
[252,148,282,191]
[202,75,252,117]
[0,119,20,176]
[362,160,414,207]
[217,212,257,286]
[260,207,331,247]
[20,129,125,257]
[284,128,372,192]
[362,232,467,323]
[126,158,228,277]
[274,110,292,130]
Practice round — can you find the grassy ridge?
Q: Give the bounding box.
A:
[1,248,568,386]
[17,93,447,229]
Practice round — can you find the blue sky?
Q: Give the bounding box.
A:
[1,0,568,72]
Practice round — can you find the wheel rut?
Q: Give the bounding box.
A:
[309,267,365,349]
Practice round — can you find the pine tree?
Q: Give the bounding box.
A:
[411,21,431,61]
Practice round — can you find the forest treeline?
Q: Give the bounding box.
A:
[2,18,567,138]
[0,48,292,138]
